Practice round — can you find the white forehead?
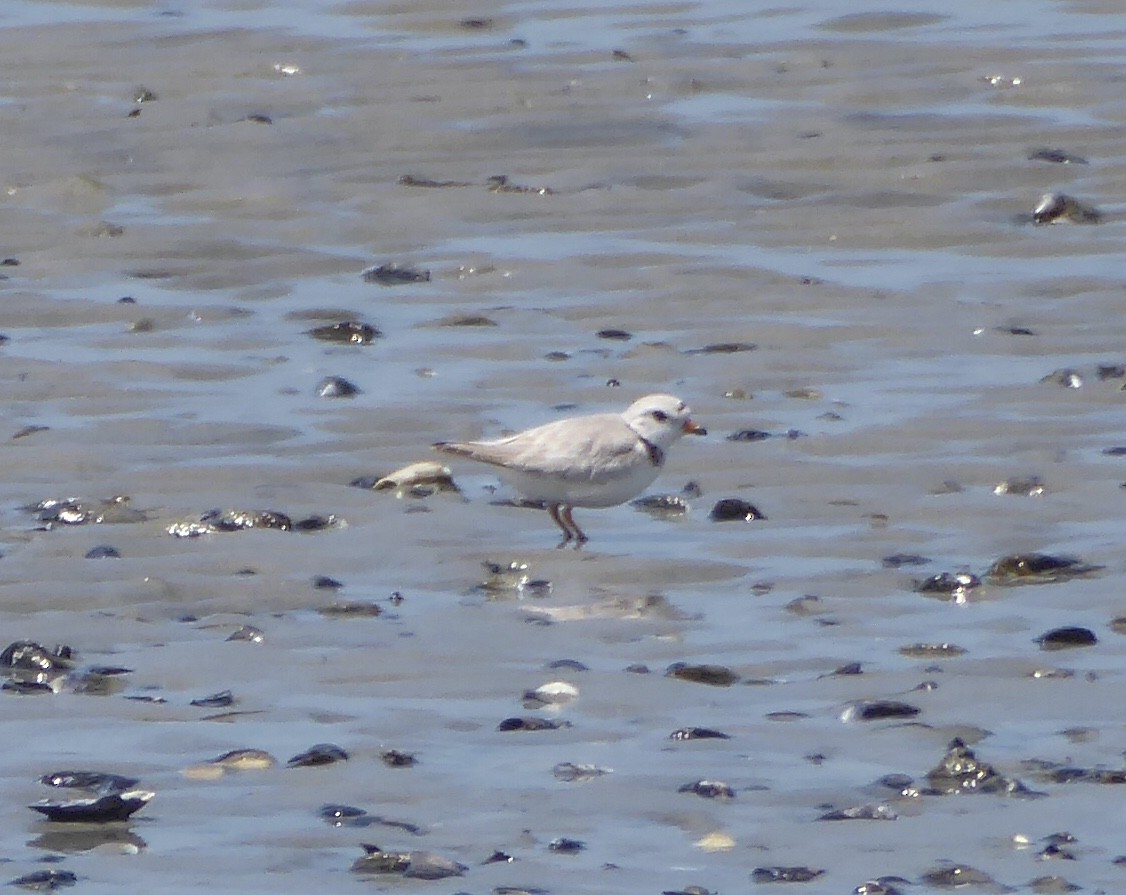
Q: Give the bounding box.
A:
[625,394,687,416]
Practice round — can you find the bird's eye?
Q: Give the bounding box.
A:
[651,410,669,422]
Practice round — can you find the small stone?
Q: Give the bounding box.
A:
[709,498,766,522]
[316,376,360,398]
[191,689,234,708]
[1032,192,1101,224]
[1037,626,1097,650]
[678,779,735,799]
[84,545,121,559]
[361,262,431,285]
[666,662,739,687]
[843,700,920,722]
[287,743,348,767]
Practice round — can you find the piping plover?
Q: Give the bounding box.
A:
[434,394,705,544]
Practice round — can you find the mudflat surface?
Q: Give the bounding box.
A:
[0,1,1124,892]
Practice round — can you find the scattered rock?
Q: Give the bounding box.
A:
[915,571,981,601]
[316,376,360,398]
[669,727,731,740]
[750,866,824,883]
[496,716,571,732]
[842,700,920,722]
[361,262,431,285]
[287,743,349,767]
[1037,626,1097,650]
[678,779,735,799]
[708,498,766,522]
[666,662,739,687]
[307,320,381,344]
[553,762,610,782]
[986,553,1102,585]
[30,771,154,823]
[926,738,1038,796]
[1032,192,1101,224]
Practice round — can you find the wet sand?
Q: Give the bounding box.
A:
[1,1,1124,892]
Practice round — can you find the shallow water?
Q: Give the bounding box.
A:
[1,1,1124,892]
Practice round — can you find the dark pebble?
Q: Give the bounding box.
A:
[1032,192,1102,224]
[669,727,731,740]
[547,658,588,672]
[200,508,293,532]
[30,792,153,823]
[1,641,74,671]
[320,803,366,821]
[398,174,472,188]
[318,601,382,617]
[40,770,138,793]
[850,700,920,721]
[818,803,897,821]
[920,865,994,888]
[434,312,498,327]
[548,837,585,854]
[226,625,264,643]
[84,665,131,677]
[709,498,766,522]
[31,771,153,823]
[632,493,691,517]
[3,680,55,695]
[1028,148,1087,164]
[1040,368,1083,388]
[84,545,121,559]
[596,328,632,341]
[552,762,608,782]
[496,716,570,732]
[751,866,824,883]
[666,662,739,686]
[307,320,380,344]
[881,553,930,568]
[316,376,360,398]
[293,514,339,531]
[361,262,431,285]
[287,743,349,767]
[380,749,416,768]
[7,868,78,890]
[678,779,735,799]
[987,553,1102,584]
[685,342,757,354]
[726,429,771,442]
[191,689,234,708]
[853,877,909,895]
[915,571,980,599]
[1037,626,1097,650]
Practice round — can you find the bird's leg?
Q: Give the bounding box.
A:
[548,504,574,547]
[560,506,588,546]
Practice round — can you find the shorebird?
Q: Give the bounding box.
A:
[434,394,705,544]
